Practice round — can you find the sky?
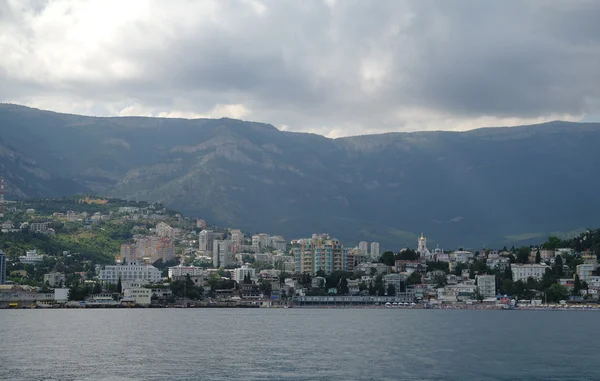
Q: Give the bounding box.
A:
[1,0,599,138]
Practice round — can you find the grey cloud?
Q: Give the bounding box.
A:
[0,0,599,136]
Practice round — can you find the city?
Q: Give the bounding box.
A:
[1,196,599,310]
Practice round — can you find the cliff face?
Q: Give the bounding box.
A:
[1,104,599,249]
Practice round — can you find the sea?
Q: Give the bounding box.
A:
[0,308,597,381]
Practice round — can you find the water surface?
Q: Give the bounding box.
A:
[0,309,596,380]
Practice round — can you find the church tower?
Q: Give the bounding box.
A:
[417,232,433,259]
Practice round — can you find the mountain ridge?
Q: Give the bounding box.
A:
[1,103,600,250]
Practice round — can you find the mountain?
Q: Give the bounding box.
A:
[1,103,600,249]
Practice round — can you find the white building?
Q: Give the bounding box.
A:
[511,264,549,282]
[476,275,496,299]
[168,266,206,278]
[270,236,287,252]
[123,287,152,305]
[199,230,219,253]
[19,249,44,264]
[232,265,256,283]
[577,263,599,282]
[98,264,162,284]
[451,250,474,264]
[213,240,233,268]
[252,234,269,251]
[230,229,244,245]
[358,241,368,255]
[370,242,380,258]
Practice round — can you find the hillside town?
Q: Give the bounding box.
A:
[1,196,600,310]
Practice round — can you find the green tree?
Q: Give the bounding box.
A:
[546,283,568,302]
[407,272,422,285]
[500,279,514,296]
[473,288,484,302]
[387,283,396,296]
[535,250,541,264]
[368,283,376,296]
[573,274,582,295]
[543,236,562,250]
[338,277,349,295]
[434,274,447,288]
[516,247,531,264]
[379,251,395,266]
[92,282,102,294]
[554,255,564,278]
[116,277,122,294]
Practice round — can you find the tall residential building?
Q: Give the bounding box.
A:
[476,275,496,299]
[0,250,6,285]
[358,241,368,255]
[252,234,269,251]
[270,236,287,252]
[213,240,233,268]
[199,230,219,253]
[120,243,137,264]
[370,242,380,258]
[294,234,344,275]
[155,237,175,262]
[156,222,174,239]
[230,229,244,245]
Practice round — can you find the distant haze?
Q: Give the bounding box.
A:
[1,1,600,137]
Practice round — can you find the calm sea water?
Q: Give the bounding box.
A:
[0,309,597,381]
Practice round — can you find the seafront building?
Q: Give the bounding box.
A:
[98,263,161,284]
[232,265,256,283]
[476,275,496,299]
[511,264,549,282]
[294,234,344,275]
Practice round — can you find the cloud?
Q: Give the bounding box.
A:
[1,0,599,136]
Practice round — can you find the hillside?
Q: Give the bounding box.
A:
[1,104,600,249]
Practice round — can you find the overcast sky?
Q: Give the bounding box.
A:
[1,0,599,137]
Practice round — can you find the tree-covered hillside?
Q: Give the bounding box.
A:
[2,104,600,249]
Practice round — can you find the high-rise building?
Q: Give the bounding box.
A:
[358,241,368,255]
[0,250,6,284]
[213,240,233,268]
[270,236,287,252]
[154,237,175,262]
[199,230,219,253]
[230,229,244,245]
[252,234,269,251]
[120,243,137,263]
[294,234,344,275]
[370,242,380,258]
